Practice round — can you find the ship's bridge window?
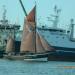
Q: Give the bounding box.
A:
[42,26,45,28]
[49,29,66,34]
[67,31,70,33]
[37,27,66,34]
[49,29,65,32]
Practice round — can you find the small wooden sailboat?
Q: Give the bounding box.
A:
[4,0,55,61]
[19,0,55,61]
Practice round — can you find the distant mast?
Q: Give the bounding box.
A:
[0,5,8,25]
[19,0,27,16]
[70,19,75,41]
[0,5,20,52]
[48,5,61,28]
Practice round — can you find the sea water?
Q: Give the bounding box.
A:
[0,59,75,75]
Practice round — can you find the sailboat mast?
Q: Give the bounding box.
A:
[35,2,37,53]
[19,0,27,16]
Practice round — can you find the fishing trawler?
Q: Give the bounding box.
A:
[38,5,75,51]
[4,0,55,61]
[37,6,75,61]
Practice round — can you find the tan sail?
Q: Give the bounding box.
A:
[20,6,36,53]
[20,22,35,53]
[21,20,29,42]
[20,31,45,53]
[36,33,45,53]
[26,6,35,22]
[20,5,54,54]
[39,34,55,51]
[23,21,35,38]
[20,31,35,53]
[6,36,15,53]
[21,6,36,41]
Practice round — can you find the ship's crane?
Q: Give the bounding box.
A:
[19,0,27,16]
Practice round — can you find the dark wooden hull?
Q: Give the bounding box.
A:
[3,52,54,60]
[48,50,75,62]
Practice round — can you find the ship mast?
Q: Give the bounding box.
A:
[35,2,36,53]
[70,19,75,41]
[48,5,61,28]
[0,5,8,25]
[0,6,8,46]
